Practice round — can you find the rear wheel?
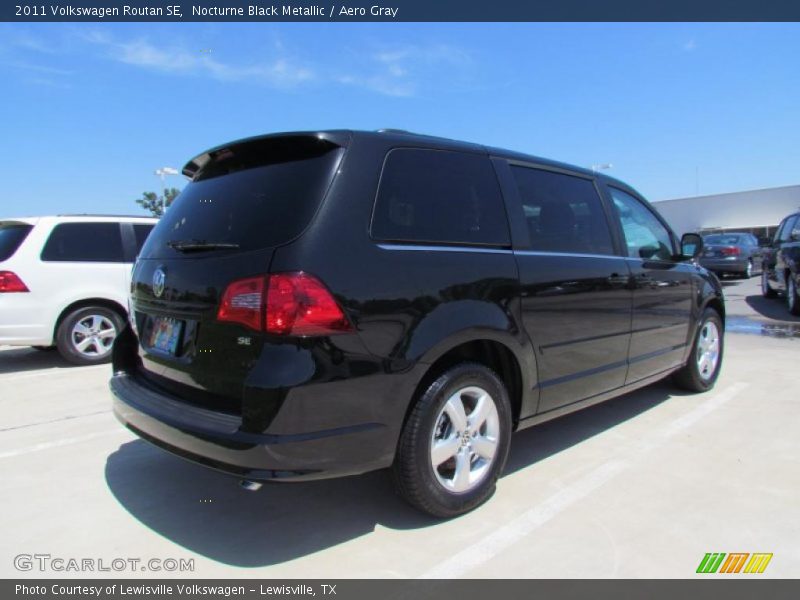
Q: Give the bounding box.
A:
[393,362,512,518]
[673,307,723,392]
[762,269,777,298]
[56,306,124,365]
[787,273,800,316]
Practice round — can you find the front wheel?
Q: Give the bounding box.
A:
[673,308,724,392]
[392,362,513,518]
[742,259,753,279]
[787,273,800,316]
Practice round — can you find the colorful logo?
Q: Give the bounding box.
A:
[696,553,773,574]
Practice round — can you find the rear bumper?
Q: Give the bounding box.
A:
[0,294,51,346]
[698,258,749,274]
[110,372,393,482]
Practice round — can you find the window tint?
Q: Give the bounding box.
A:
[0,223,33,262]
[510,166,614,255]
[790,219,800,241]
[133,224,154,253]
[41,223,125,263]
[779,216,798,242]
[609,187,674,261]
[142,137,345,259]
[371,149,510,246]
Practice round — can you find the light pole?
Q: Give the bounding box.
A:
[154,167,179,214]
[591,163,613,173]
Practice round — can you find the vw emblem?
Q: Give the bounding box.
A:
[152,267,166,298]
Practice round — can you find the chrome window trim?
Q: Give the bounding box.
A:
[514,250,622,260]
[376,243,513,255]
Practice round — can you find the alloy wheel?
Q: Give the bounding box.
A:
[70,315,117,358]
[696,321,721,381]
[430,386,500,493]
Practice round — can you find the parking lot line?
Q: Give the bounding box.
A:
[0,428,127,460]
[0,364,108,384]
[419,382,749,579]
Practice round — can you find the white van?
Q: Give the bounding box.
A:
[0,215,157,364]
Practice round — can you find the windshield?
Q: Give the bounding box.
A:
[141,137,345,259]
[0,223,33,262]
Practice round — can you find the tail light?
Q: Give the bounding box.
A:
[217,272,352,336]
[0,271,29,293]
[720,246,741,256]
[217,276,265,331]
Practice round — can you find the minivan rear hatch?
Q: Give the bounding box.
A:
[131,133,348,414]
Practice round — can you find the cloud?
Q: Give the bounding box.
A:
[338,43,473,97]
[82,31,315,88]
[683,39,697,52]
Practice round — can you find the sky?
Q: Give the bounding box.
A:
[0,22,799,217]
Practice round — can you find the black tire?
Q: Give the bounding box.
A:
[787,273,800,316]
[762,269,777,298]
[56,306,124,366]
[673,307,724,392]
[392,362,513,518]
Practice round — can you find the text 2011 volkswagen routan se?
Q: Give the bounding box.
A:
[111,130,724,517]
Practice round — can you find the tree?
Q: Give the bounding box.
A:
[135,188,180,217]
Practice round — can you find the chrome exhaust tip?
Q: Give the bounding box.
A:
[239,479,263,491]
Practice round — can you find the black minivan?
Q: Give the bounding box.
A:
[111,130,724,517]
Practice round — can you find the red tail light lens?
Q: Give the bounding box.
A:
[0,271,29,293]
[216,272,352,336]
[217,276,265,331]
[720,246,741,256]
[266,273,352,336]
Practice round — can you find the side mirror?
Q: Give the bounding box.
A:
[681,233,703,258]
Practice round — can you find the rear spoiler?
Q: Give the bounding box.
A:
[182,131,351,180]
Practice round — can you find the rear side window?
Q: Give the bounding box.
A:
[41,223,125,263]
[0,223,33,262]
[141,137,344,259]
[371,149,510,246]
[133,224,154,253]
[510,166,614,255]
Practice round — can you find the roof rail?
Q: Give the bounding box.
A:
[55,214,156,218]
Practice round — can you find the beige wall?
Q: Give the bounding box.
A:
[653,185,800,236]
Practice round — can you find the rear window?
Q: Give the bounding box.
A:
[133,223,154,253]
[704,234,741,245]
[0,223,33,262]
[41,223,125,263]
[141,137,345,258]
[371,148,510,246]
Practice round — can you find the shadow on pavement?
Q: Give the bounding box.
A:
[744,295,799,323]
[105,378,680,567]
[0,347,78,374]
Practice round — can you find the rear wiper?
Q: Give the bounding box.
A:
[166,239,240,253]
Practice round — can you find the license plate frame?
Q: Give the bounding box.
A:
[148,316,184,356]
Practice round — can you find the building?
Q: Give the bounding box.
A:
[653,184,800,242]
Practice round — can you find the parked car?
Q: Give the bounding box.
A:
[699,232,764,278]
[110,130,724,517]
[0,215,157,364]
[761,211,800,315]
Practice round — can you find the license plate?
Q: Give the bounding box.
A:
[148,316,183,355]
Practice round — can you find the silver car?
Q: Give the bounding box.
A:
[700,233,764,279]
